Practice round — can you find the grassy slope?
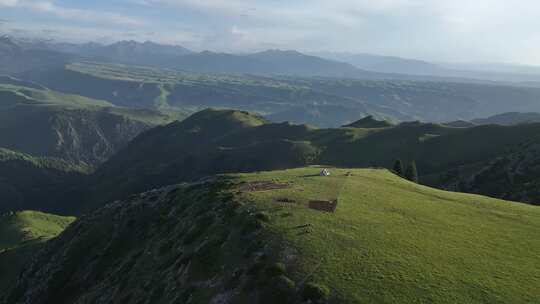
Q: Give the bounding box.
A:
[4,167,538,303]
[318,122,540,176]
[0,147,91,173]
[234,167,540,303]
[0,83,180,125]
[0,211,75,291]
[0,83,113,108]
[0,211,75,251]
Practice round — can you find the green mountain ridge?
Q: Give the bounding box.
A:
[42,108,540,215]
[343,115,393,128]
[442,120,477,128]
[472,112,540,125]
[82,109,317,210]
[4,168,539,303]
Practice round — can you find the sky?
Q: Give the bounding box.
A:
[1,0,540,64]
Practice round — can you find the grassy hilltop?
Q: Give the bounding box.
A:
[235,167,540,303]
[0,210,75,252]
[6,167,539,303]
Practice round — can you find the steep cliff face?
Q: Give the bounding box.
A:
[0,107,151,166]
[0,83,177,167]
[47,109,150,165]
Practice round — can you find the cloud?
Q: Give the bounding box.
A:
[0,0,19,6]
[121,0,540,63]
[1,0,144,26]
[1,21,199,45]
[3,0,540,63]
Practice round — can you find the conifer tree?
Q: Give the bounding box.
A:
[392,159,404,176]
[405,161,419,183]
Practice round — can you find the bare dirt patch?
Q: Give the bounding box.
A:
[275,197,297,203]
[308,199,338,213]
[239,181,290,192]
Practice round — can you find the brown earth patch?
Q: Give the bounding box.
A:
[308,199,338,213]
[275,197,297,203]
[240,181,290,192]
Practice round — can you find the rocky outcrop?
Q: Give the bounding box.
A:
[0,107,151,166]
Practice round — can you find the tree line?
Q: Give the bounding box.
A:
[392,159,418,183]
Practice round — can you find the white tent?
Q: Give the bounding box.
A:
[320,168,330,176]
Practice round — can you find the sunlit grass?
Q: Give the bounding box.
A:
[233,167,540,303]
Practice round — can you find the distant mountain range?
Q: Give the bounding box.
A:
[0,36,71,74]
[343,115,393,128]
[160,49,380,78]
[315,51,540,83]
[443,112,540,127]
[6,37,540,129]
[7,36,540,84]
[2,37,378,78]
[471,112,540,125]
[313,52,444,76]
[52,40,193,66]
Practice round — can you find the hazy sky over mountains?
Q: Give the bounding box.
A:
[1,0,539,64]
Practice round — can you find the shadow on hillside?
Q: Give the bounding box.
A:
[299,174,320,178]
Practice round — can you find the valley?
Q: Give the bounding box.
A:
[20,61,540,127]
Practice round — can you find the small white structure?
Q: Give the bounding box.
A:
[320,168,331,176]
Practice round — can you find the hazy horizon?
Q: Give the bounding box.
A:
[2,0,540,65]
